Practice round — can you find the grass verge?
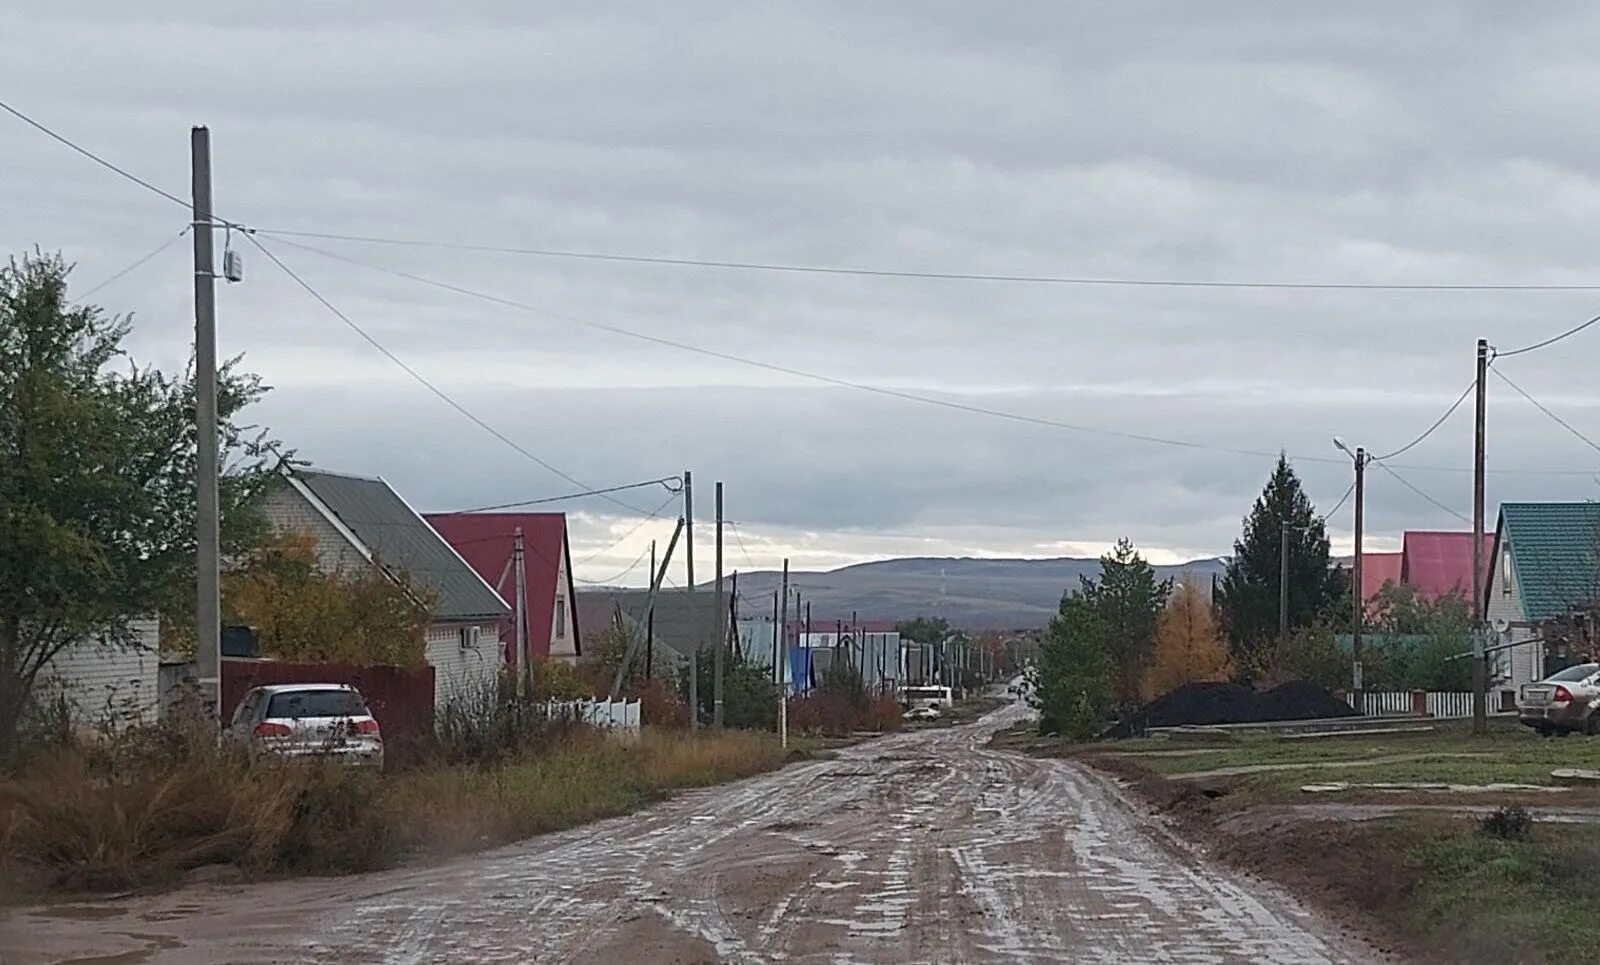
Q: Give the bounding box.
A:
[0,726,785,897]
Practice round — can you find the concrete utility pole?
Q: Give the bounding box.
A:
[1472,338,1489,735]
[778,558,790,748]
[771,589,780,683]
[191,126,222,723]
[514,527,529,697]
[684,471,698,730]
[1352,446,1367,705]
[713,481,725,728]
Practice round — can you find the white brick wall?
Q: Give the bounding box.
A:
[427,622,504,712]
[259,483,369,574]
[38,618,160,729]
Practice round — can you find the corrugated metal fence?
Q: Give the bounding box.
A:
[1347,691,1475,718]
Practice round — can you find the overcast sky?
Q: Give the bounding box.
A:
[7,2,1600,583]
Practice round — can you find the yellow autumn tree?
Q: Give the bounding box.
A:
[1146,573,1231,698]
[224,532,433,667]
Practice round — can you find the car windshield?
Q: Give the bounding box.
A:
[266,690,368,718]
[1546,664,1599,683]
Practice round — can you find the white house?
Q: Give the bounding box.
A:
[38,618,160,729]
[260,468,511,713]
[1486,501,1600,707]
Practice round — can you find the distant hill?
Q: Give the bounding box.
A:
[580,555,1228,632]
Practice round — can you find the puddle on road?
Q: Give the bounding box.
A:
[52,931,183,965]
[29,905,129,922]
[138,905,205,924]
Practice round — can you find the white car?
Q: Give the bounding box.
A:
[225,683,384,768]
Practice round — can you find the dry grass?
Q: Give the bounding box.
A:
[1,726,785,896]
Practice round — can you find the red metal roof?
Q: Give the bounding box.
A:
[424,512,574,662]
[1360,552,1403,601]
[1400,531,1494,603]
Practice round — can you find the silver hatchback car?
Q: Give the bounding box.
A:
[226,683,385,767]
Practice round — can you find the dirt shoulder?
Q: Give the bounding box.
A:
[1043,723,1600,965]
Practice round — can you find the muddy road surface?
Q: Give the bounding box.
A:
[1,702,1379,964]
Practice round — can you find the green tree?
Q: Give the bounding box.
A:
[1216,455,1349,682]
[1029,593,1113,739]
[1367,584,1472,691]
[0,252,275,755]
[687,648,780,729]
[895,616,951,646]
[1081,539,1171,708]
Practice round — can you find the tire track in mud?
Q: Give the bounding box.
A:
[0,700,1383,964]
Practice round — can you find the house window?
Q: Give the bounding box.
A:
[1502,547,1512,596]
[556,597,566,639]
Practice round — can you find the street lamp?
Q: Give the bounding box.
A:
[1333,437,1370,705]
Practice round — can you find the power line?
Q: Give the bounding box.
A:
[1324,480,1357,518]
[725,519,759,571]
[252,226,1600,293]
[266,235,1600,477]
[573,493,682,567]
[0,97,197,213]
[72,227,190,302]
[264,235,1360,467]
[1495,312,1600,358]
[1490,365,1600,455]
[573,542,653,586]
[456,476,682,514]
[1369,381,1475,461]
[1368,457,1470,524]
[246,234,652,514]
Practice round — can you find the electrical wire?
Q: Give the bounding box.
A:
[252,226,1600,293]
[573,493,682,567]
[0,98,196,213]
[246,234,652,514]
[456,476,682,514]
[1490,365,1600,455]
[1495,312,1600,358]
[1369,381,1475,461]
[573,542,653,586]
[267,235,1600,477]
[71,227,190,302]
[1324,480,1357,519]
[1368,457,1471,524]
[264,235,1363,466]
[725,519,760,571]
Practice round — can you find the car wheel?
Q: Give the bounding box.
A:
[1586,716,1600,737]
[1559,728,1575,738]
[1538,724,1555,737]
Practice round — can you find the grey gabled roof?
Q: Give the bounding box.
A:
[293,469,509,622]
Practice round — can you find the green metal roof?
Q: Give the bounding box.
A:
[1499,502,1600,621]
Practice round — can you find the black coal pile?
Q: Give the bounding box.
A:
[1103,679,1355,739]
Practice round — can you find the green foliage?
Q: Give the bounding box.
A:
[1481,806,1534,841]
[1216,455,1348,682]
[687,648,780,729]
[1261,623,1346,691]
[1030,592,1114,740]
[0,252,276,757]
[819,658,869,711]
[1082,539,1171,708]
[895,616,951,646]
[1363,584,1473,691]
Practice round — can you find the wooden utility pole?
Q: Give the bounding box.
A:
[778,558,790,747]
[684,471,698,730]
[771,589,780,683]
[729,570,740,658]
[646,540,656,678]
[1473,338,1489,735]
[1352,447,1367,707]
[609,517,684,701]
[713,481,725,728]
[191,126,222,722]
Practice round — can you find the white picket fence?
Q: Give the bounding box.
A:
[1347,691,1474,719]
[546,699,641,731]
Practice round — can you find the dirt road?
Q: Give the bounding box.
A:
[1,702,1378,964]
